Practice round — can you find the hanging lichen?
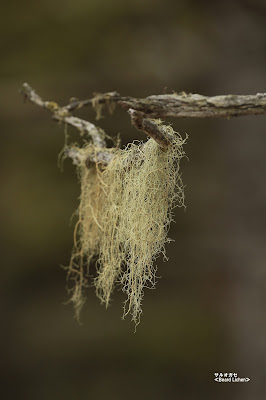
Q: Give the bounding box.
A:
[66,122,186,327]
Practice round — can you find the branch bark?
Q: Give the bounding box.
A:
[20,83,113,165]
[63,90,266,119]
[21,83,106,147]
[129,109,171,149]
[120,93,266,118]
[21,83,266,165]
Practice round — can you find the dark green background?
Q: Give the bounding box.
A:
[1,0,266,399]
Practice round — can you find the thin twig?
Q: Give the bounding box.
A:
[21,83,106,148]
[64,91,121,113]
[21,82,114,165]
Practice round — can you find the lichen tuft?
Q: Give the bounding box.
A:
[66,124,186,326]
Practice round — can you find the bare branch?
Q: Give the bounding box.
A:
[20,83,115,165]
[59,115,106,148]
[120,93,266,118]
[21,83,106,148]
[64,91,121,114]
[61,89,266,119]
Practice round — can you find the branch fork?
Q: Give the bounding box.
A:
[21,83,266,166]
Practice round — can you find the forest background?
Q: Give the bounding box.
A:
[1,1,266,399]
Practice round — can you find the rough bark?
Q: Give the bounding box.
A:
[128,109,171,149]
[21,83,266,165]
[63,90,266,119]
[120,93,266,118]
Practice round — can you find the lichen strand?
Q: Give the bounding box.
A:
[67,123,186,326]
[92,93,117,120]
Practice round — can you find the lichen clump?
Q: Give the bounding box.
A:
[67,124,186,326]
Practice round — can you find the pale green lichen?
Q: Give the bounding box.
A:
[67,123,186,327]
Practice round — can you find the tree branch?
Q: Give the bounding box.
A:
[63,90,266,119]
[20,83,113,165]
[21,83,106,148]
[64,91,121,114]
[120,93,266,118]
[21,83,266,164]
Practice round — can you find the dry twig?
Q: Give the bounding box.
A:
[120,92,266,118]
[63,90,266,119]
[20,83,113,165]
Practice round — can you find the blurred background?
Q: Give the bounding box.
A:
[1,0,266,399]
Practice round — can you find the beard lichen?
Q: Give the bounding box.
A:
[66,123,186,327]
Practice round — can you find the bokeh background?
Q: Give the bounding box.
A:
[1,0,266,399]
